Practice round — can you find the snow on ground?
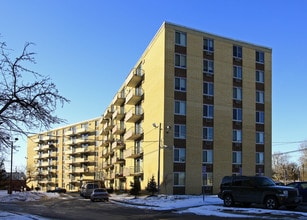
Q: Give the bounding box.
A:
[1,191,307,219]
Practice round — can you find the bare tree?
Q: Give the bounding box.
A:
[0,39,70,148]
[272,152,290,182]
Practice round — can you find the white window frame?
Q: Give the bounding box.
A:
[233,65,242,79]
[233,87,242,101]
[256,152,264,164]
[233,108,242,121]
[175,31,186,47]
[203,38,214,52]
[256,111,265,124]
[174,124,186,139]
[174,172,185,186]
[203,150,213,163]
[256,131,264,144]
[175,53,186,68]
[203,104,214,119]
[202,172,213,186]
[232,151,242,164]
[203,82,214,96]
[256,90,264,104]
[175,77,186,92]
[256,70,264,83]
[174,148,186,163]
[203,127,213,141]
[233,45,242,59]
[174,100,186,115]
[233,129,242,143]
[203,59,214,74]
[256,51,264,64]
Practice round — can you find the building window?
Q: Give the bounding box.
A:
[174,124,186,139]
[256,91,264,104]
[203,104,214,119]
[174,172,185,186]
[202,172,213,186]
[233,108,242,121]
[256,51,264,64]
[203,38,214,52]
[233,87,242,101]
[233,45,242,59]
[256,152,264,164]
[175,77,186,91]
[203,59,214,74]
[203,82,214,96]
[174,148,186,163]
[256,111,264,124]
[203,150,213,163]
[256,70,264,83]
[256,131,264,144]
[233,129,242,143]
[232,151,242,164]
[175,31,186,47]
[233,65,242,79]
[174,100,186,115]
[175,54,186,68]
[203,127,213,141]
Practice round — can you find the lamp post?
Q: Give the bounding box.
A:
[153,123,162,194]
[7,137,18,194]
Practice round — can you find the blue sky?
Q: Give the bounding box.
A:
[1,0,307,171]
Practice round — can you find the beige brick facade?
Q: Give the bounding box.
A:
[27,22,272,194]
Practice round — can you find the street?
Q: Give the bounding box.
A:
[1,193,307,220]
[0,193,224,220]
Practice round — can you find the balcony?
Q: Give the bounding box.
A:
[112,91,126,106]
[112,108,125,121]
[75,127,90,134]
[112,123,125,135]
[123,166,143,177]
[125,88,143,105]
[124,147,143,159]
[125,68,144,88]
[124,127,143,141]
[69,167,89,173]
[104,172,115,180]
[125,107,143,123]
[99,127,108,135]
[66,158,89,164]
[101,148,113,158]
[66,130,74,136]
[40,152,57,159]
[111,140,125,151]
[64,139,75,146]
[103,121,114,133]
[111,157,125,164]
[103,106,114,120]
[99,116,108,124]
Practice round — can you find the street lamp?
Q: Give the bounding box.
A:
[7,137,18,194]
[153,123,162,193]
[153,123,171,194]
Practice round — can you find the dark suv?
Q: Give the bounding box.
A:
[218,176,302,209]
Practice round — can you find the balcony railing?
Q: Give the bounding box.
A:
[124,127,143,141]
[125,68,144,88]
[112,91,126,106]
[125,107,143,123]
[125,88,143,105]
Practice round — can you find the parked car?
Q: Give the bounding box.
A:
[47,187,67,193]
[218,175,302,209]
[90,188,109,202]
[287,181,307,202]
[80,182,99,198]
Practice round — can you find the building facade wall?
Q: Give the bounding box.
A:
[27,22,272,195]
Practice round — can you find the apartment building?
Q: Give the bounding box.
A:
[27,22,272,194]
